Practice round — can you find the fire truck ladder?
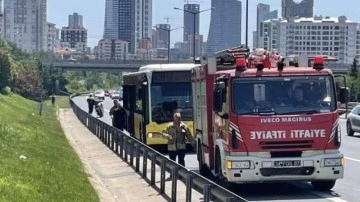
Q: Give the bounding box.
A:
[213,45,250,66]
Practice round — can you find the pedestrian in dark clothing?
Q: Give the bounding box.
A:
[113,102,127,130]
[51,94,56,105]
[86,93,95,114]
[109,99,119,126]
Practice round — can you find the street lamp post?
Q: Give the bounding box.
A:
[155,25,183,62]
[245,0,249,48]
[174,7,214,62]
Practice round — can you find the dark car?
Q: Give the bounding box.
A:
[105,90,110,97]
[346,105,360,136]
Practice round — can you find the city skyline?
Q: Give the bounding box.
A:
[47,0,360,49]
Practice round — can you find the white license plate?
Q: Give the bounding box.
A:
[274,160,301,167]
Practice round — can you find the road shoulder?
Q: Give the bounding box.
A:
[59,108,166,202]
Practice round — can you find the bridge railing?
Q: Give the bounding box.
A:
[44,59,194,65]
[69,94,247,202]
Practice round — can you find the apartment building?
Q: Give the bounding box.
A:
[260,16,358,64]
[4,0,47,52]
[96,39,129,61]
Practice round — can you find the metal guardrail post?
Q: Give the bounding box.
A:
[135,143,140,172]
[119,133,124,158]
[142,149,148,178]
[186,173,193,202]
[124,136,128,162]
[203,184,212,202]
[110,128,114,151]
[160,159,166,194]
[171,166,179,202]
[150,153,156,185]
[129,139,134,166]
[115,131,119,154]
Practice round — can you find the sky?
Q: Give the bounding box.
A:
[47,0,360,49]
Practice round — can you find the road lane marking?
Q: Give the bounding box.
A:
[344,156,360,163]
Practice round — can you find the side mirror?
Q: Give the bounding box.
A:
[339,87,349,104]
[213,87,223,112]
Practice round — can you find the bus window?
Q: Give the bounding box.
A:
[151,82,192,123]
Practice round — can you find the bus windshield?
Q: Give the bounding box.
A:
[151,82,192,123]
[232,76,336,115]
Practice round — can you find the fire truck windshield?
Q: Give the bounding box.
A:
[151,82,193,123]
[232,76,336,115]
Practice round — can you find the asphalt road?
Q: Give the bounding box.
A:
[73,95,360,202]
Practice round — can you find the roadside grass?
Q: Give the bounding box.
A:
[45,95,71,109]
[0,94,98,202]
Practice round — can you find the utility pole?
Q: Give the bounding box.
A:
[174,7,213,62]
[245,0,249,48]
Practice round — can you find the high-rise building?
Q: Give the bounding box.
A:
[46,22,57,52]
[204,0,241,56]
[0,0,3,15]
[4,0,47,52]
[183,4,199,42]
[135,0,152,45]
[356,24,360,63]
[281,0,313,19]
[0,0,4,38]
[61,12,87,52]
[155,24,170,48]
[69,13,83,29]
[103,0,152,54]
[253,3,278,49]
[260,16,357,64]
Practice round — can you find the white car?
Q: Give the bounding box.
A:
[111,91,122,100]
[94,90,105,100]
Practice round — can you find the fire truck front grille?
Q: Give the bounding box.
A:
[260,167,315,177]
[260,140,313,150]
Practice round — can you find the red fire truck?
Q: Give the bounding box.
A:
[191,46,348,191]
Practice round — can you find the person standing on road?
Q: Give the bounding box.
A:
[162,112,195,167]
[86,93,95,114]
[113,102,127,131]
[109,99,119,125]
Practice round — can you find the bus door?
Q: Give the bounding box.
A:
[125,85,136,136]
[137,78,149,143]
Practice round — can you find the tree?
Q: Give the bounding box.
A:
[349,58,358,78]
[0,49,14,91]
[12,66,45,101]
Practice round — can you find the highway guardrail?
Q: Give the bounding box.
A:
[69,94,247,202]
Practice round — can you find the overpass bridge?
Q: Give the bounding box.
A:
[42,59,350,74]
[43,59,193,73]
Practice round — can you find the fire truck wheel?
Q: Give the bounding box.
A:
[215,149,233,189]
[346,122,354,136]
[311,180,336,191]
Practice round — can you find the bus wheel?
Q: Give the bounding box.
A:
[311,180,336,191]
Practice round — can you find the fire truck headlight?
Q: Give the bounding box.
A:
[227,160,251,169]
[324,158,344,167]
[147,132,163,138]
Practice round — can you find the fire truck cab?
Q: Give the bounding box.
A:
[192,46,349,191]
